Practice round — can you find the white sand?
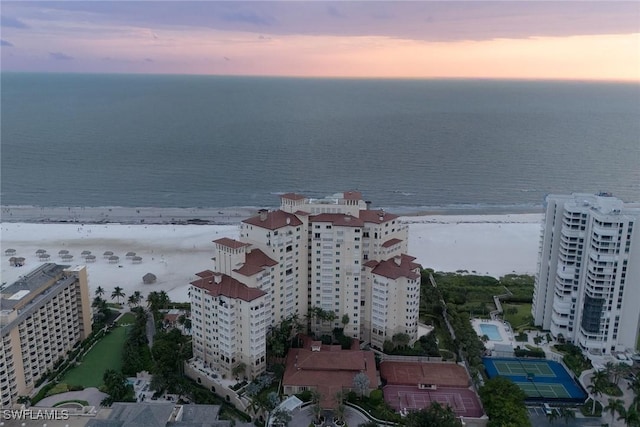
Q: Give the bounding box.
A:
[1,214,543,303]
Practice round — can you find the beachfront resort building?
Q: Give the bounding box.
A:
[532,193,640,355]
[0,263,92,407]
[190,270,270,379]
[189,191,421,377]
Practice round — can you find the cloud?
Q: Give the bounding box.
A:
[144,58,153,63]
[221,9,274,26]
[1,15,29,29]
[1,39,14,47]
[49,52,73,60]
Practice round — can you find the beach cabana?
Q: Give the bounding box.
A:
[142,273,157,284]
[132,256,143,264]
[61,254,74,261]
[108,255,120,264]
[126,251,136,259]
[58,249,69,258]
[39,253,51,261]
[5,249,16,256]
[103,251,114,259]
[81,250,92,258]
[11,257,26,267]
[36,249,47,255]
[85,254,96,262]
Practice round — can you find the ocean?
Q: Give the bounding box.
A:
[1,73,639,213]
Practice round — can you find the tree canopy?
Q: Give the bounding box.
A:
[404,402,463,427]
[479,376,531,427]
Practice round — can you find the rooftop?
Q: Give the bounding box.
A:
[191,271,266,302]
[242,209,303,230]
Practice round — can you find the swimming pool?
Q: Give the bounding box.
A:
[479,324,503,341]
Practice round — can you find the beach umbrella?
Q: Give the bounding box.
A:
[103,251,114,258]
[8,256,16,266]
[108,255,120,264]
[142,273,157,284]
[85,254,96,262]
[36,249,46,255]
[61,254,74,261]
[81,250,92,257]
[126,251,136,259]
[39,253,51,261]
[5,248,16,256]
[58,249,69,257]
[132,256,143,264]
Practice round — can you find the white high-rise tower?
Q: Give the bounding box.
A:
[532,193,640,355]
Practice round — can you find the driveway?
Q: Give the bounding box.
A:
[35,387,108,408]
[287,406,370,427]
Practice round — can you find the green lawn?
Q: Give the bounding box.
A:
[62,325,128,388]
[503,303,532,329]
[116,312,136,325]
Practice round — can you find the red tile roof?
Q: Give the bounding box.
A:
[213,237,250,249]
[359,209,399,224]
[381,238,403,248]
[343,191,363,200]
[243,210,303,230]
[284,345,378,408]
[195,270,215,278]
[234,248,278,277]
[310,213,364,227]
[367,254,421,280]
[190,272,266,302]
[280,193,306,201]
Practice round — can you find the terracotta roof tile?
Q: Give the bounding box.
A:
[310,213,364,227]
[280,193,306,201]
[190,272,266,302]
[195,270,215,278]
[359,209,399,224]
[243,210,303,230]
[283,344,378,408]
[370,254,421,280]
[381,238,403,248]
[343,191,363,200]
[213,237,250,249]
[234,248,278,277]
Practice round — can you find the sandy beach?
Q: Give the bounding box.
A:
[1,213,543,303]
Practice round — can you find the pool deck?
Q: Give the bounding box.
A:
[471,318,514,350]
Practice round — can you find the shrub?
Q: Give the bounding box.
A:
[369,389,383,404]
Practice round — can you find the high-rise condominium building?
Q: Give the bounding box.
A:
[532,193,640,355]
[189,191,421,377]
[0,264,92,407]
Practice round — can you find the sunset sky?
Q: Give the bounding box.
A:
[1,1,639,81]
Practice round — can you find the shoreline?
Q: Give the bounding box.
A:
[1,215,542,302]
[0,204,544,225]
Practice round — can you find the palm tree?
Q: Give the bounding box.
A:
[111,286,125,304]
[558,407,575,425]
[605,398,626,426]
[334,391,346,425]
[96,286,105,297]
[588,377,605,415]
[628,376,640,411]
[618,403,640,427]
[546,407,559,425]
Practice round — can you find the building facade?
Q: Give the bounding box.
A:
[0,264,92,407]
[532,193,640,355]
[190,271,270,379]
[189,191,421,376]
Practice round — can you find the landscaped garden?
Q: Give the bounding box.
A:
[62,324,129,387]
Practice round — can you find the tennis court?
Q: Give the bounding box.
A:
[383,384,484,418]
[483,357,587,403]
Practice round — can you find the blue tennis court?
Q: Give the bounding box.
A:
[483,357,587,403]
